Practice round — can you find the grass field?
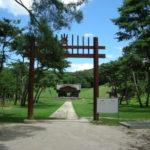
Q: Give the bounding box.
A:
[0,85,150,123]
[72,85,110,117]
[0,88,64,122]
[72,86,150,121]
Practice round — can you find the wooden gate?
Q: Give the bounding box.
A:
[27,34,106,120]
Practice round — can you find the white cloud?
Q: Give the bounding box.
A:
[70,63,93,72]
[116,46,124,51]
[0,0,90,16]
[106,54,115,59]
[84,33,94,37]
[62,0,81,4]
[62,0,92,3]
[0,0,32,16]
[62,0,90,9]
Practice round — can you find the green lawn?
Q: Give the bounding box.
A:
[73,85,150,121]
[0,89,64,123]
[72,85,110,117]
[0,85,150,123]
[79,85,110,99]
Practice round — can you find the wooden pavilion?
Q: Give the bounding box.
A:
[56,84,81,97]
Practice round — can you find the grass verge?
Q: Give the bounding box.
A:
[0,92,65,123]
[73,86,150,122]
[91,118,134,126]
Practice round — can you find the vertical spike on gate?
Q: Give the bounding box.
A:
[77,35,79,54]
[88,37,90,54]
[66,34,68,53]
[82,36,84,54]
[72,35,74,54]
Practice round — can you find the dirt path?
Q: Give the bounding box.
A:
[0,121,150,150]
[0,102,149,150]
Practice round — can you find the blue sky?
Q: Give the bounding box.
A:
[0,0,129,72]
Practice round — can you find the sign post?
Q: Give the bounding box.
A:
[97,98,118,114]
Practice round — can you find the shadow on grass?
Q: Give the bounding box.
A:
[87,102,93,104]
[0,114,25,123]
[34,104,58,109]
[0,125,45,141]
[0,144,8,150]
[119,105,150,113]
[34,101,62,109]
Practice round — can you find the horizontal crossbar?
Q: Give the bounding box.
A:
[64,54,106,58]
[61,45,105,49]
[24,53,106,58]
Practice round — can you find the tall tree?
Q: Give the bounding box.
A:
[0,68,16,104]
[112,0,150,60]
[9,61,28,105]
[112,0,150,107]
[11,0,89,109]
[14,0,88,30]
[0,18,22,72]
[13,0,89,71]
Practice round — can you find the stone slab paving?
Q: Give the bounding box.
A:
[49,101,78,120]
[120,121,150,129]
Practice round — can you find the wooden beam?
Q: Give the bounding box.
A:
[62,45,105,49]
[64,54,105,58]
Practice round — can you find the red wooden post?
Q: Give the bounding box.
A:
[93,37,99,120]
[28,36,35,119]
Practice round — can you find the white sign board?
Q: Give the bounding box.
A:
[97,98,118,113]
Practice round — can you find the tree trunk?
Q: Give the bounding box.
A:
[146,93,150,107]
[145,50,150,107]
[14,92,18,105]
[35,88,43,103]
[113,86,118,98]
[34,87,40,103]
[20,87,28,106]
[14,76,19,105]
[119,94,124,105]
[0,38,6,72]
[146,70,150,107]
[2,89,5,105]
[125,88,129,105]
[119,90,125,105]
[132,71,143,107]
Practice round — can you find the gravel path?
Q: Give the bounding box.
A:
[0,101,149,150]
[0,121,150,150]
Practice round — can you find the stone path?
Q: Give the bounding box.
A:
[49,101,78,120]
